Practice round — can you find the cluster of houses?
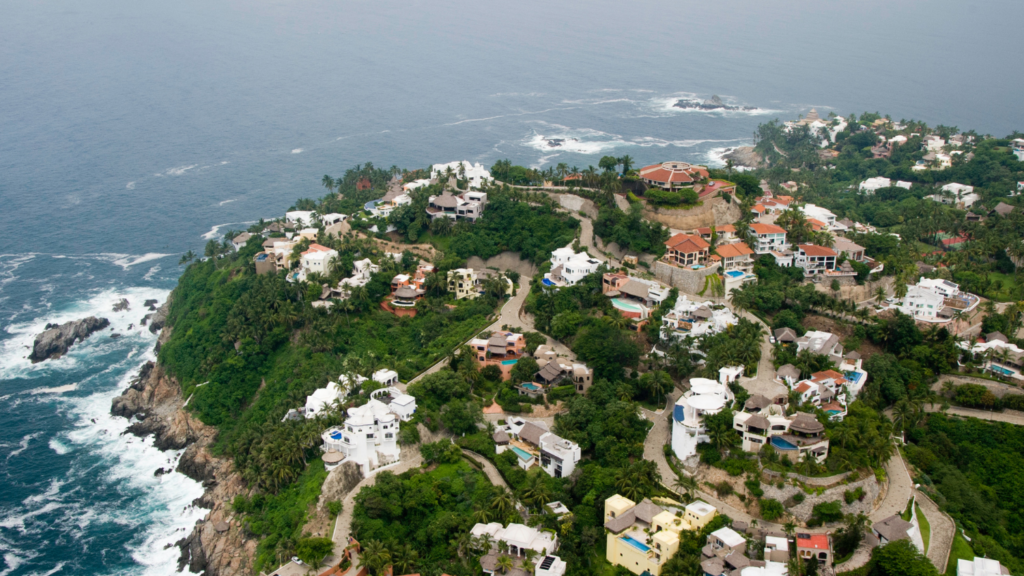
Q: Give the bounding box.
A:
[493,418,582,479]
[961,331,1024,382]
[604,494,719,576]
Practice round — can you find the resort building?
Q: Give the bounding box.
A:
[321,398,403,474]
[860,177,912,194]
[748,223,789,254]
[663,233,710,268]
[605,495,712,576]
[794,244,838,276]
[799,204,837,229]
[285,210,316,227]
[958,557,1011,576]
[733,409,830,463]
[963,334,1024,382]
[795,330,845,364]
[425,190,488,221]
[660,296,738,341]
[300,374,367,421]
[893,277,978,322]
[431,160,493,189]
[671,378,733,460]
[544,246,603,287]
[445,268,512,300]
[713,242,755,272]
[498,418,581,478]
[468,331,526,380]
[638,161,709,190]
[533,358,593,395]
[472,521,558,559]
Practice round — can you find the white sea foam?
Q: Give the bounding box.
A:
[646,93,777,117]
[201,221,255,240]
[111,253,173,270]
[155,165,198,177]
[4,433,40,460]
[291,148,303,154]
[29,383,79,394]
[217,198,237,206]
[142,266,161,281]
[48,438,71,455]
[0,286,171,381]
[24,561,66,576]
[531,153,562,169]
[0,254,37,294]
[523,123,747,156]
[126,182,136,190]
[0,549,38,576]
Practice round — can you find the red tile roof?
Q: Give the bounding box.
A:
[752,204,766,213]
[716,243,754,258]
[811,370,845,382]
[799,244,837,257]
[749,223,786,234]
[639,162,709,186]
[302,243,333,255]
[798,534,830,551]
[665,233,709,254]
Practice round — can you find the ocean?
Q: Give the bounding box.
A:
[1,0,1021,574]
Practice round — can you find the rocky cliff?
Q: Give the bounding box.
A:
[29,316,110,362]
[641,195,742,231]
[111,312,258,576]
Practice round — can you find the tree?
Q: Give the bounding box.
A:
[866,539,938,576]
[599,155,619,173]
[179,250,197,265]
[358,540,391,576]
[874,286,888,304]
[491,488,516,520]
[322,174,335,194]
[496,554,515,574]
[510,357,540,383]
[295,537,334,568]
[619,155,635,173]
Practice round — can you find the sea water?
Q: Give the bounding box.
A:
[2,0,1022,574]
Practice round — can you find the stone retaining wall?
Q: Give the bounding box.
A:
[759,474,879,523]
[654,261,721,295]
[762,469,854,487]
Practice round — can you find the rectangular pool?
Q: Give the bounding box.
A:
[725,270,745,278]
[511,446,535,461]
[621,536,650,552]
[501,359,518,366]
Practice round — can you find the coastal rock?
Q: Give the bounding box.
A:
[113,298,130,312]
[722,145,764,169]
[29,316,111,363]
[673,94,755,111]
[144,299,158,309]
[148,299,171,335]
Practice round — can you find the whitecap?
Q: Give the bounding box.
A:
[24,561,66,576]
[142,265,161,281]
[0,549,38,576]
[48,438,72,455]
[155,164,198,177]
[126,182,136,190]
[291,148,303,154]
[29,383,79,394]
[0,253,37,293]
[5,433,40,460]
[110,253,173,270]
[201,221,255,240]
[217,198,237,206]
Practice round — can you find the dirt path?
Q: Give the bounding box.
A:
[916,490,955,572]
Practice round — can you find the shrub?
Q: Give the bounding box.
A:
[399,424,421,446]
[792,492,806,504]
[811,501,844,524]
[760,498,784,521]
[714,481,734,497]
[326,500,343,517]
[745,479,764,498]
[547,385,576,403]
[844,487,865,504]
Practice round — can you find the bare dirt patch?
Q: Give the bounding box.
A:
[801,314,884,360]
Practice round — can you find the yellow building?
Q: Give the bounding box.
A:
[604,494,717,576]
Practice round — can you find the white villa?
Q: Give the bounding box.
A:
[963,334,1024,382]
[958,557,1011,576]
[543,246,603,288]
[859,177,912,194]
[302,375,367,420]
[471,521,558,558]
[285,211,316,226]
[296,244,337,282]
[748,223,789,254]
[232,232,252,251]
[660,296,738,341]
[733,410,830,463]
[321,397,404,475]
[799,204,838,229]
[671,378,734,461]
[926,183,981,209]
[426,190,488,221]
[432,160,493,189]
[892,277,978,322]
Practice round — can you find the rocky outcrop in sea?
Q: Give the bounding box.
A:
[29,317,111,363]
[673,94,755,111]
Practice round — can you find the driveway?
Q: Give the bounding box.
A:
[734,309,788,399]
[916,490,955,573]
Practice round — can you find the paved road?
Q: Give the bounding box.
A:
[916,490,954,573]
[932,375,1022,398]
[922,404,1024,425]
[871,450,914,522]
[461,448,509,490]
[734,309,789,399]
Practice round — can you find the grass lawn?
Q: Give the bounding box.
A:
[945,528,975,576]
[985,271,1018,302]
[916,502,931,553]
[901,497,914,521]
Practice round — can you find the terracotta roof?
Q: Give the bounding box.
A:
[797,533,830,551]
[811,370,844,382]
[716,243,754,259]
[798,244,837,257]
[665,233,709,253]
[639,162,709,186]
[752,204,766,213]
[749,223,786,234]
[302,243,333,255]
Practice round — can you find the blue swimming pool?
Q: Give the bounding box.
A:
[501,359,519,366]
[844,371,863,384]
[330,431,342,440]
[520,383,539,391]
[364,199,382,211]
[511,446,534,461]
[771,437,798,450]
[725,270,745,278]
[990,365,1015,376]
[621,536,650,552]
[542,278,557,287]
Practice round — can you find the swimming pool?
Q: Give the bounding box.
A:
[724,270,745,278]
[501,359,519,366]
[771,437,798,450]
[844,371,863,384]
[611,298,643,312]
[620,536,650,552]
[542,278,557,287]
[520,383,539,391]
[330,431,343,440]
[990,365,1015,376]
[511,446,535,461]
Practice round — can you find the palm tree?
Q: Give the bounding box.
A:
[619,155,635,174]
[491,488,515,520]
[359,540,391,576]
[391,544,418,574]
[673,474,698,501]
[603,310,631,330]
[874,286,887,304]
[521,473,553,511]
[496,555,515,574]
[322,175,335,193]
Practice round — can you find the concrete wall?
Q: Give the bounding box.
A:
[641,196,742,231]
[654,261,721,295]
